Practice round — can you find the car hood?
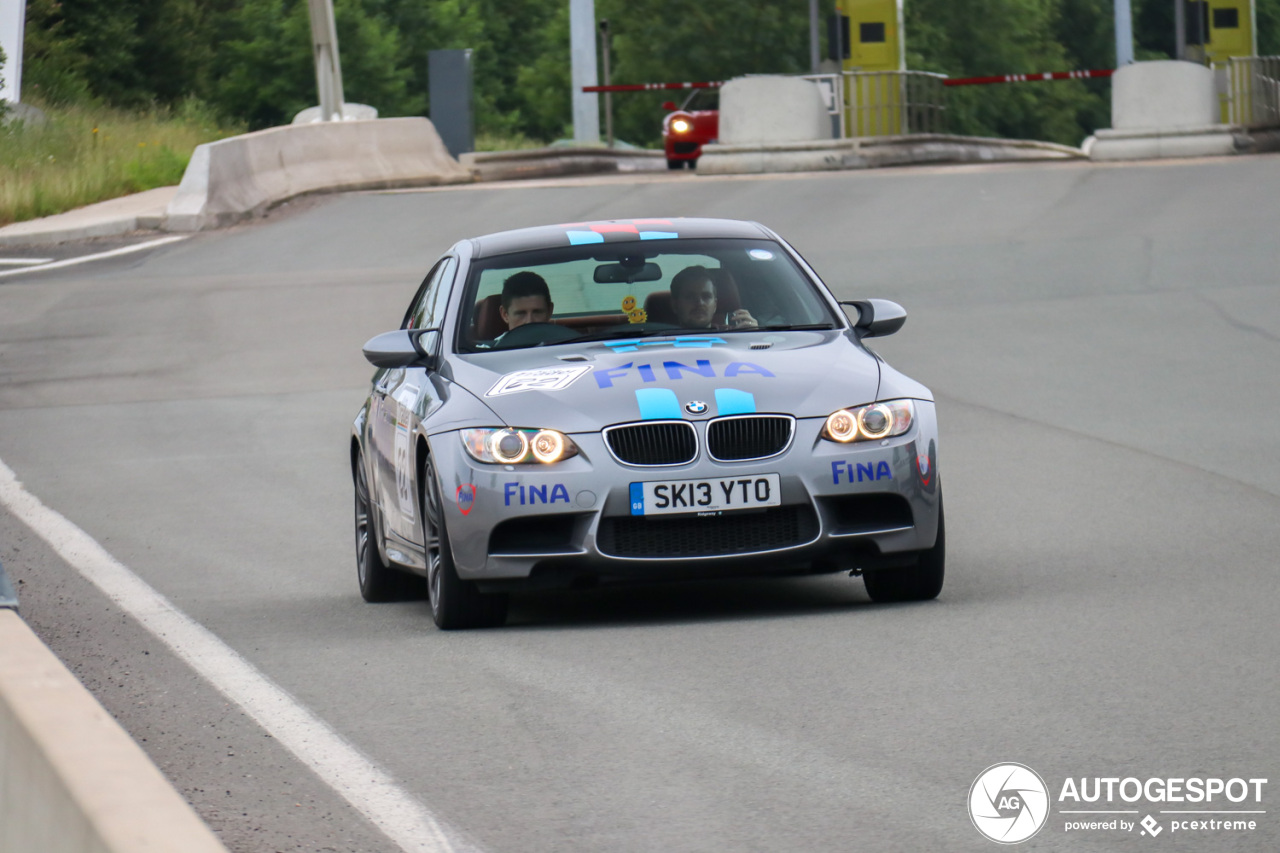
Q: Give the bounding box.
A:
[447,332,885,433]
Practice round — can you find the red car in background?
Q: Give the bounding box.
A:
[662,88,719,169]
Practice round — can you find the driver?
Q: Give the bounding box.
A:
[499,271,554,330]
[670,266,757,330]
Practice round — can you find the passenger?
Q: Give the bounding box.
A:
[499,271,554,330]
[670,265,757,330]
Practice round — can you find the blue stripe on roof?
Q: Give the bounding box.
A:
[567,230,605,245]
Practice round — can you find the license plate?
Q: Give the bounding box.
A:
[629,474,781,516]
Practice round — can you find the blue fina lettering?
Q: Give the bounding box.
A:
[595,361,776,388]
[724,362,775,378]
[663,359,715,380]
[831,461,895,484]
[594,362,634,389]
[504,482,571,505]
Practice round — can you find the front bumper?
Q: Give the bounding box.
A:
[430,402,941,587]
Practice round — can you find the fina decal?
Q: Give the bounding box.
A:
[917,454,932,485]
[487,364,592,397]
[504,482,571,506]
[456,483,476,515]
[831,460,894,484]
[594,359,774,388]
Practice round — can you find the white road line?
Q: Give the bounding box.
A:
[0,458,474,853]
[0,257,54,266]
[0,235,188,280]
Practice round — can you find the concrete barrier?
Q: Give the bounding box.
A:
[0,606,229,853]
[698,133,1084,175]
[718,76,832,145]
[164,117,470,231]
[1112,60,1217,130]
[1086,61,1236,161]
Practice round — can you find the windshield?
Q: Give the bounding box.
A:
[457,238,839,353]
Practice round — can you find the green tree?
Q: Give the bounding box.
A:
[208,0,421,129]
[906,0,1105,144]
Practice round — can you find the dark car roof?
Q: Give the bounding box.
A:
[469,218,773,259]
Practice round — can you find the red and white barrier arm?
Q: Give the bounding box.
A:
[582,81,724,93]
[943,69,1114,87]
[582,69,1114,94]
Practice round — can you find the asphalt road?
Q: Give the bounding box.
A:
[2,156,1279,852]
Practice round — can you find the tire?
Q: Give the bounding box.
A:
[421,454,508,630]
[863,497,945,603]
[354,449,425,602]
[667,158,684,170]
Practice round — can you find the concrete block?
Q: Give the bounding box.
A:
[165,118,470,231]
[1085,125,1239,160]
[1112,61,1217,130]
[0,610,229,853]
[718,76,832,145]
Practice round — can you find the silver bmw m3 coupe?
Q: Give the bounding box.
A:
[352,218,943,628]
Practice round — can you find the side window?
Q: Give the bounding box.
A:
[403,257,457,330]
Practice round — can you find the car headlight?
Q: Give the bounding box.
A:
[821,400,914,443]
[671,118,691,134]
[460,428,580,464]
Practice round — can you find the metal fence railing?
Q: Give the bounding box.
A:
[802,70,948,138]
[1223,56,1280,128]
[845,71,948,137]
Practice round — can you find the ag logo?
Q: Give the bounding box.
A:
[684,400,708,415]
[969,763,1049,844]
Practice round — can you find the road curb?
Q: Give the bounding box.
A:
[461,146,666,181]
[698,133,1086,174]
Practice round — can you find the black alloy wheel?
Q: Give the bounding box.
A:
[354,449,424,602]
[863,495,946,603]
[421,454,508,629]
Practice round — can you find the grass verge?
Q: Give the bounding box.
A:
[0,99,244,227]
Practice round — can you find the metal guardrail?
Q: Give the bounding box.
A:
[1223,56,1280,127]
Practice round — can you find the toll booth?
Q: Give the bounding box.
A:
[1182,0,1256,63]
[829,0,906,136]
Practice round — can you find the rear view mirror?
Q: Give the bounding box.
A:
[594,262,664,284]
[841,299,907,337]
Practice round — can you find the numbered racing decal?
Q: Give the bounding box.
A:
[487,365,592,397]
[393,420,415,523]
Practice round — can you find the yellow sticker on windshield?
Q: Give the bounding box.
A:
[621,295,636,312]
[628,308,648,324]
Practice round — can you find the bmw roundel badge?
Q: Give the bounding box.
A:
[684,400,709,415]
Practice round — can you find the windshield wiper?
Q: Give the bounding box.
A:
[753,323,836,331]
[573,327,693,343]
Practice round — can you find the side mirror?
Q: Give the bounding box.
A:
[362,329,440,368]
[662,100,677,111]
[841,299,907,337]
